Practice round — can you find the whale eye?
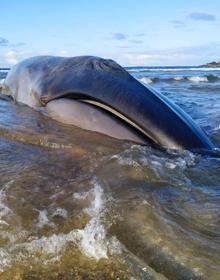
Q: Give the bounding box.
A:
[102,59,123,71]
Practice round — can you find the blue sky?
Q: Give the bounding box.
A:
[0,0,220,66]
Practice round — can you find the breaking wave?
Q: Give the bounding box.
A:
[139,77,153,84]
[127,66,220,72]
[138,74,220,84]
[187,76,208,82]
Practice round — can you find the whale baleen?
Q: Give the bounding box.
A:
[4,55,215,151]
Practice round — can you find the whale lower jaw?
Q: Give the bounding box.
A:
[80,99,160,145]
[45,94,183,150]
[45,98,149,145]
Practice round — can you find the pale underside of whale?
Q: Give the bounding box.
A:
[46,98,147,144]
[4,55,215,151]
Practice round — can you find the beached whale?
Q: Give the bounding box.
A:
[4,55,215,151]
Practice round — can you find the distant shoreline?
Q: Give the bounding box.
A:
[201,61,220,67]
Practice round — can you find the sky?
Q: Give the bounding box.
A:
[0,0,220,66]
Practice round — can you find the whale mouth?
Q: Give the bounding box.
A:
[45,96,154,145]
[80,99,157,143]
[44,91,159,146]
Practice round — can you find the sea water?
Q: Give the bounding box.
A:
[0,65,219,279]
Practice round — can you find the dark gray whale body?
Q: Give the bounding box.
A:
[4,55,215,151]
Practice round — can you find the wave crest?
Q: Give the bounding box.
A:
[138,74,220,84]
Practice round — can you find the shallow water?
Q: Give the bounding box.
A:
[0,66,220,279]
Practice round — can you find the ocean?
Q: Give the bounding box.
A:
[0,65,219,279]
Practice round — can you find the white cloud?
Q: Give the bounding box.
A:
[3,50,47,66]
[2,42,220,67]
[4,50,37,65]
[4,50,21,65]
[38,50,52,56]
[113,43,220,66]
[116,51,196,66]
[3,49,71,66]
[59,50,69,56]
[126,53,166,66]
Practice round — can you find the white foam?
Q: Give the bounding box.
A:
[71,181,121,260]
[214,124,220,131]
[73,183,105,216]
[112,146,196,177]
[73,191,90,200]
[0,78,5,85]
[17,232,70,256]
[128,67,220,72]
[72,216,108,259]
[141,151,196,171]
[0,249,11,272]
[0,181,14,227]
[15,216,120,262]
[52,208,68,219]
[35,209,54,228]
[139,77,153,84]
[187,76,208,82]
[111,154,140,168]
[126,68,143,72]
[0,220,8,226]
[85,183,104,216]
[165,162,177,169]
[0,181,121,272]
[10,181,120,263]
[174,76,184,81]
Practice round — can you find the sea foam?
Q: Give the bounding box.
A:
[187,76,208,82]
[72,181,121,259]
[139,77,153,84]
[0,181,14,227]
[0,180,121,272]
[128,67,220,72]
